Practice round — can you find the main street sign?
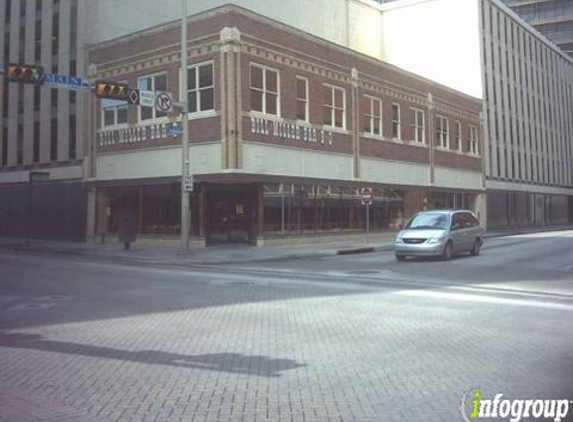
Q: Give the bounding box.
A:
[43,73,91,91]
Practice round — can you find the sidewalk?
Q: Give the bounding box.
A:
[0,232,396,266]
[0,224,571,266]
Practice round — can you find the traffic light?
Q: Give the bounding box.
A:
[6,63,45,84]
[95,80,130,100]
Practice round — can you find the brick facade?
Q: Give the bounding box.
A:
[90,5,482,174]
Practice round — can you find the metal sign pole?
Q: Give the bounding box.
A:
[26,178,32,248]
[180,0,191,254]
[366,204,370,244]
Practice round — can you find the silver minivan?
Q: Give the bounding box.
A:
[394,210,484,261]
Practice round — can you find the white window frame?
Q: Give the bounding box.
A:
[296,76,309,122]
[100,79,128,129]
[138,71,169,122]
[323,84,346,129]
[101,98,128,129]
[186,60,215,116]
[455,120,462,152]
[364,95,382,136]
[412,108,425,143]
[392,103,401,140]
[250,63,280,117]
[469,124,479,155]
[436,115,449,148]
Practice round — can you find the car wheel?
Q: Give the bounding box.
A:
[442,241,453,261]
[470,238,481,256]
[395,254,406,261]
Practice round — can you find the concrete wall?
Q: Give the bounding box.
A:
[0,181,87,241]
[86,0,349,46]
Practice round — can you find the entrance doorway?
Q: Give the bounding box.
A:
[206,185,257,245]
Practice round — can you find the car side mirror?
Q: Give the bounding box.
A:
[398,223,403,230]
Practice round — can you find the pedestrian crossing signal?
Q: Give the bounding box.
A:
[95,80,130,100]
[6,63,45,84]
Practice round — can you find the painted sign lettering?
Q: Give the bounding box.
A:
[97,123,170,147]
[250,117,333,146]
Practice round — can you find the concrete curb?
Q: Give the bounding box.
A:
[336,247,376,255]
[1,225,571,266]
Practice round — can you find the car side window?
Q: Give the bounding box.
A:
[451,213,463,230]
[469,213,479,227]
[461,212,476,227]
[461,212,473,228]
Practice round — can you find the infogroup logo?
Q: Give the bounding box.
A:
[461,389,571,422]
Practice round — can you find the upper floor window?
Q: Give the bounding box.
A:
[363,96,382,136]
[138,72,167,121]
[187,62,214,113]
[436,115,449,148]
[102,99,128,127]
[412,109,425,143]
[469,124,479,154]
[296,76,308,122]
[250,64,279,116]
[455,121,462,151]
[392,103,401,139]
[323,85,345,129]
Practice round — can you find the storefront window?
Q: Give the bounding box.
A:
[263,183,403,235]
[102,184,199,237]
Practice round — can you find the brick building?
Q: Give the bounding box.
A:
[87,5,483,246]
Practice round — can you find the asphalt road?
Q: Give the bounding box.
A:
[0,231,572,422]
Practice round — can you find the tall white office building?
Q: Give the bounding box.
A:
[0,0,89,240]
[374,0,573,227]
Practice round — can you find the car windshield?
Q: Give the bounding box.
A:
[405,213,449,230]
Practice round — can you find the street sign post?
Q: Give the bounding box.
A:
[361,187,373,244]
[168,122,183,137]
[361,187,372,206]
[184,175,193,192]
[127,88,140,105]
[155,91,173,113]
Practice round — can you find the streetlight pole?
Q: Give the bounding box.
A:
[180,0,190,254]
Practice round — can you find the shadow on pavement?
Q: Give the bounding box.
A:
[0,332,306,378]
